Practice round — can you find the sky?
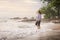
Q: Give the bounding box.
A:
[0,0,45,18]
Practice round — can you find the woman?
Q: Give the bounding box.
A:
[35,10,41,29]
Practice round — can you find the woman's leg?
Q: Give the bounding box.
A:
[37,21,40,29]
[35,21,37,25]
[35,21,39,29]
[35,21,41,29]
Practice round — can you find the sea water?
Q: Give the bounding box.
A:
[0,19,55,40]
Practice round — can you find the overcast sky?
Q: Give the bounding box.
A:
[0,0,44,18]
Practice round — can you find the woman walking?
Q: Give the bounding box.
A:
[35,10,41,29]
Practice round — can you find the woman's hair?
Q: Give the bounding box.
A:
[38,10,41,14]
